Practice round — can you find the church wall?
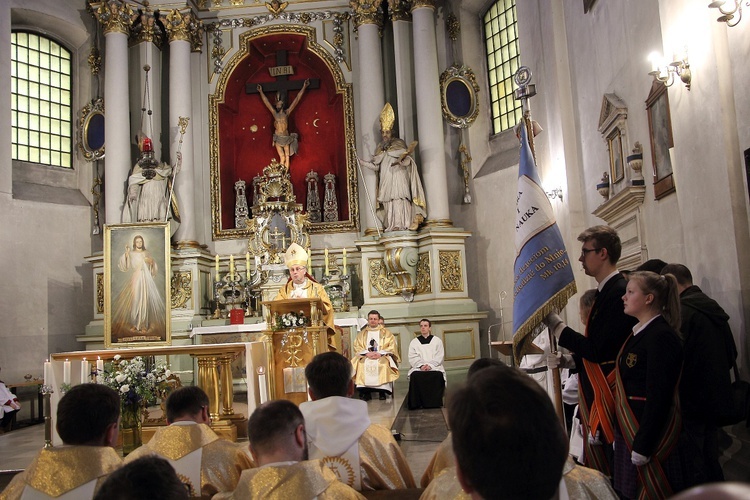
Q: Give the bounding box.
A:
[0,0,98,381]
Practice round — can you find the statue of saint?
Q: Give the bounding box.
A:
[357,103,427,232]
[122,136,179,224]
[257,79,310,168]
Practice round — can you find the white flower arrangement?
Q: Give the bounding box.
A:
[102,356,170,408]
[275,310,309,330]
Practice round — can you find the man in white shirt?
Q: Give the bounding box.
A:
[407,319,445,409]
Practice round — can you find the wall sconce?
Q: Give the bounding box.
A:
[545,187,563,202]
[648,51,691,91]
[708,1,748,27]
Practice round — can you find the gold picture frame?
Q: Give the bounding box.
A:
[440,64,480,129]
[104,223,171,348]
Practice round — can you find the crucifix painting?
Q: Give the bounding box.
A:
[209,27,358,239]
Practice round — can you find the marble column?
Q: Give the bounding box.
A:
[165,9,199,246]
[389,1,416,145]
[411,0,451,226]
[352,1,386,235]
[93,2,134,224]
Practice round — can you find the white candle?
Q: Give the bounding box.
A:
[63,359,71,385]
[96,357,104,383]
[44,360,51,386]
[215,254,220,273]
[80,359,89,384]
[246,252,251,279]
[342,248,347,269]
[307,252,312,272]
[230,254,235,275]
[258,366,268,405]
[324,248,329,276]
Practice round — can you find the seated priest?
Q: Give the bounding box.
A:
[274,243,336,349]
[214,400,365,500]
[351,310,400,400]
[407,318,446,410]
[124,386,253,497]
[1,384,123,500]
[301,352,416,491]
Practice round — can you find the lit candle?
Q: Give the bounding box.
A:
[307,252,312,272]
[342,247,347,269]
[324,248,329,276]
[80,359,89,384]
[257,366,268,404]
[63,359,71,385]
[44,360,52,386]
[246,252,251,280]
[215,254,220,273]
[230,254,235,275]
[96,357,104,383]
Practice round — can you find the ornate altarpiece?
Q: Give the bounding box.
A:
[209,25,358,240]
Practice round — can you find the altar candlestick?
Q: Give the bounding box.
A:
[324,248,329,276]
[63,360,71,385]
[44,360,51,386]
[257,367,268,404]
[96,357,104,383]
[215,254,220,273]
[246,252,251,279]
[342,248,347,269]
[80,359,89,384]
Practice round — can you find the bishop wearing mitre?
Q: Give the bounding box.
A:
[274,243,336,344]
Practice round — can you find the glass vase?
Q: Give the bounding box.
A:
[120,402,143,456]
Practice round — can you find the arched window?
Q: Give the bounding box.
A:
[484,0,521,134]
[11,31,73,168]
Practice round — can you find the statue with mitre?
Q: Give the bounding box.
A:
[122,135,180,224]
[357,103,427,231]
[274,243,334,330]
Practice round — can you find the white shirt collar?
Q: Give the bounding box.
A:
[633,314,661,336]
[598,270,621,291]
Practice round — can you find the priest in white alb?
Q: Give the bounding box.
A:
[406,318,446,409]
[351,310,400,400]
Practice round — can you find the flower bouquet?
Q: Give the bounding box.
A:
[102,355,171,455]
[275,310,309,330]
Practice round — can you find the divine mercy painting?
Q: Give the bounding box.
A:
[104,223,171,347]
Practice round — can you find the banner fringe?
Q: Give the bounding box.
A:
[512,281,577,364]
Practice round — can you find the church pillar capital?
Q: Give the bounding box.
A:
[91,1,135,36]
[350,0,384,30]
[410,0,436,12]
[164,9,204,53]
[387,0,412,22]
[129,9,165,49]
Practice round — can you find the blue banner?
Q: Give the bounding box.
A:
[512,121,576,363]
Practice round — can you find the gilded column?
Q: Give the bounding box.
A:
[196,355,221,420]
[388,1,416,145]
[411,0,451,226]
[351,1,385,235]
[93,1,134,224]
[218,355,235,417]
[165,9,202,246]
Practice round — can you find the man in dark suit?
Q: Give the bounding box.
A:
[545,225,637,476]
[662,263,736,483]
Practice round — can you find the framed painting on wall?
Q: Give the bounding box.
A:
[608,129,625,183]
[104,223,171,348]
[646,80,676,199]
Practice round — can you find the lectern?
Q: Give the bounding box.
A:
[260,298,330,405]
